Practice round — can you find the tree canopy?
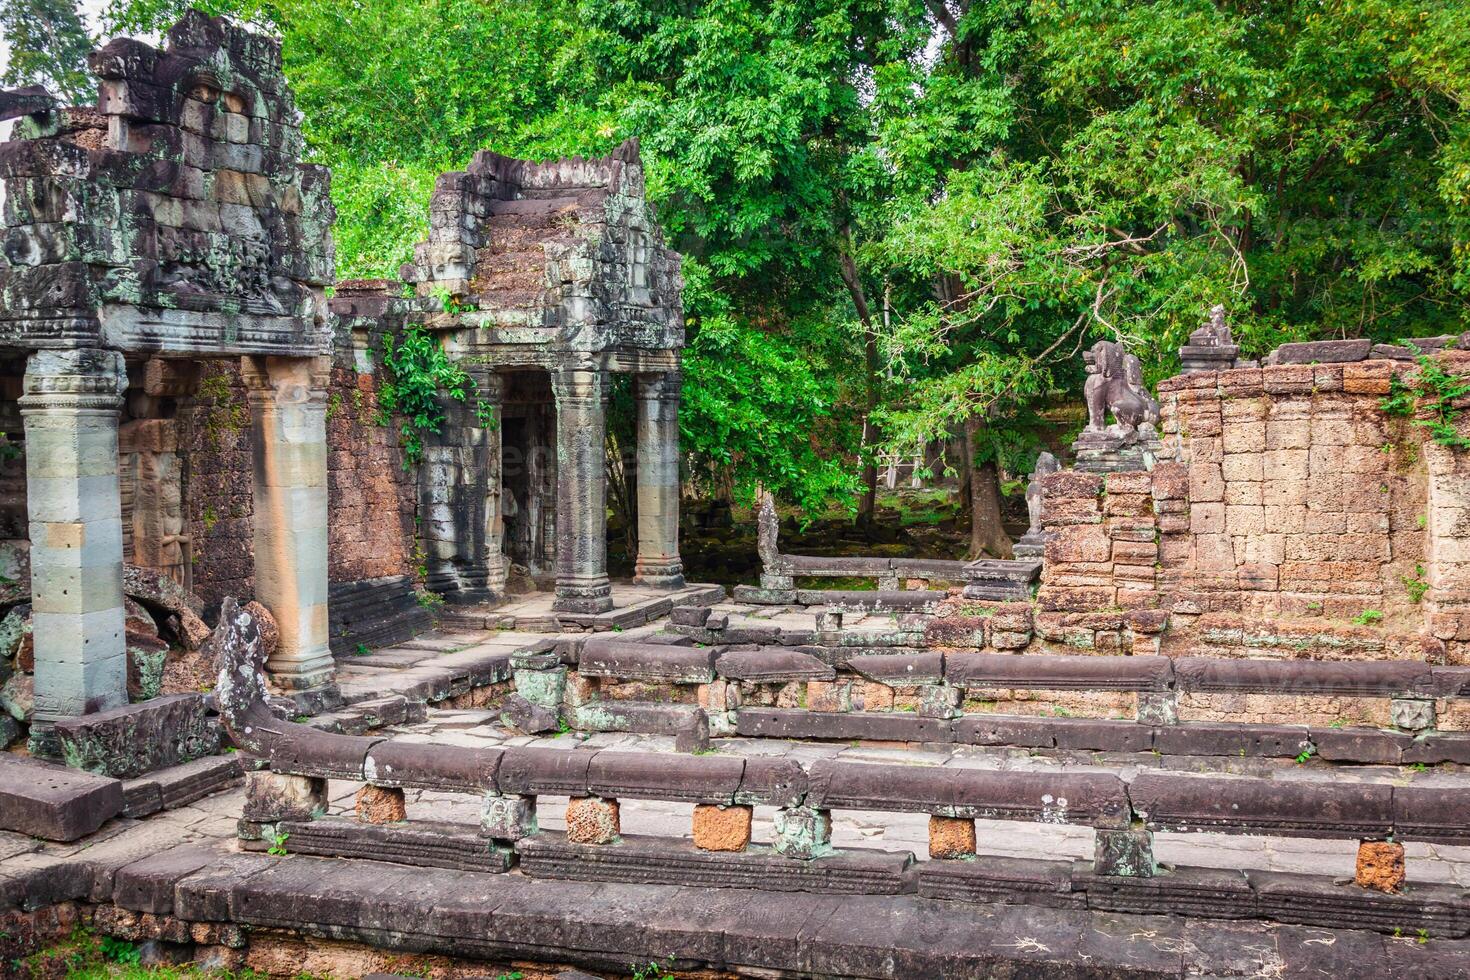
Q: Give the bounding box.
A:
[10,0,1468,535]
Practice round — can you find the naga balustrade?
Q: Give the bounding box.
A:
[215,600,1470,937]
[565,636,1470,765]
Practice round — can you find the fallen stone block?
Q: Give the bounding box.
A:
[53,693,220,779]
[0,751,123,841]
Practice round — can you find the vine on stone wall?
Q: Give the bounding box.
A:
[376,326,475,466]
[1381,352,1470,450]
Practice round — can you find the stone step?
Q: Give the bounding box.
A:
[241,817,514,873]
[518,832,915,895]
[100,846,1470,976]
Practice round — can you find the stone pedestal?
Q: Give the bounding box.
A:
[242,356,334,691]
[633,371,684,588]
[551,368,612,613]
[23,349,130,729]
[1072,427,1164,473]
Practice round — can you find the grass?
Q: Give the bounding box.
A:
[16,928,275,979]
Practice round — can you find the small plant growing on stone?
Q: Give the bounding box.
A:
[355,642,372,655]
[1294,744,1317,765]
[1401,565,1430,604]
[1353,609,1385,626]
[267,829,290,856]
[1381,351,1470,449]
[630,956,675,979]
[1417,513,1428,529]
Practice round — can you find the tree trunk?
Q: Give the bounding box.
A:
[965,418,1012,560]
[838,235,879,528]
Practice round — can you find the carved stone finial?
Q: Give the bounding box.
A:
[1180,305,1240,374]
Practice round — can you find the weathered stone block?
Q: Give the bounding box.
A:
[354,785,406,825]
[773,805,832,859]
[54,694,219,779]
[928,815,976,859]
[1355,840,1405,894]
[565,796,620,844]
[692,803,753,852]
[1094,828,1156,878]
[241,770,326,824]
[480,792,537,841]
[1391,698,1436,732]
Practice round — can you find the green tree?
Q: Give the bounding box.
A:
[865,0,1470,555]
[2,0,96,104]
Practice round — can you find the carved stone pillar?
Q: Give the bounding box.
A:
[22,348,129,727]
[479,371,509,599]
[551,367,612,613]
[633,371,684,588]
[242,355,333,690]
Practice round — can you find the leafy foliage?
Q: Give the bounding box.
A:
[92,0,1470,517]
[376,326,477,466]
[1,0,96,103]
[1381,352,1470,449]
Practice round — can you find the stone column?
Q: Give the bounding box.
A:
[22,348,129,729]
[478,370,508,599]
[633,371,684,588]
[242,355,333,691]
[551,367,612,613]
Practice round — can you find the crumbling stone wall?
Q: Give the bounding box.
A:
[1036,352,1470,663]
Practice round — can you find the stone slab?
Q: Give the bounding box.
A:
[917,856,1083,908]
[179,850,1470,976]
[714,648,834,682]
[240,817,515,873]
[578,639,717,683]
[121,752,244,817]
[0,751,123,841]
[517,832,915,895]
[735,707,953,743]
[946,653,1172,691]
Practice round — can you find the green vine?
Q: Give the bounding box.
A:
[1381,350,1470,449]
[377,327,477,466]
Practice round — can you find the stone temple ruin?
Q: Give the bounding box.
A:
[6,13,1470,980]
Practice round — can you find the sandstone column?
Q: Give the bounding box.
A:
[478,369,508,600]
[551,367,612,613]
[22,348,129,728]
[633,371,685,588]
[242,355,333,690]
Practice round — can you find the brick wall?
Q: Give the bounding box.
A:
[179,356,418,608]
[1037,353,1470,663]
